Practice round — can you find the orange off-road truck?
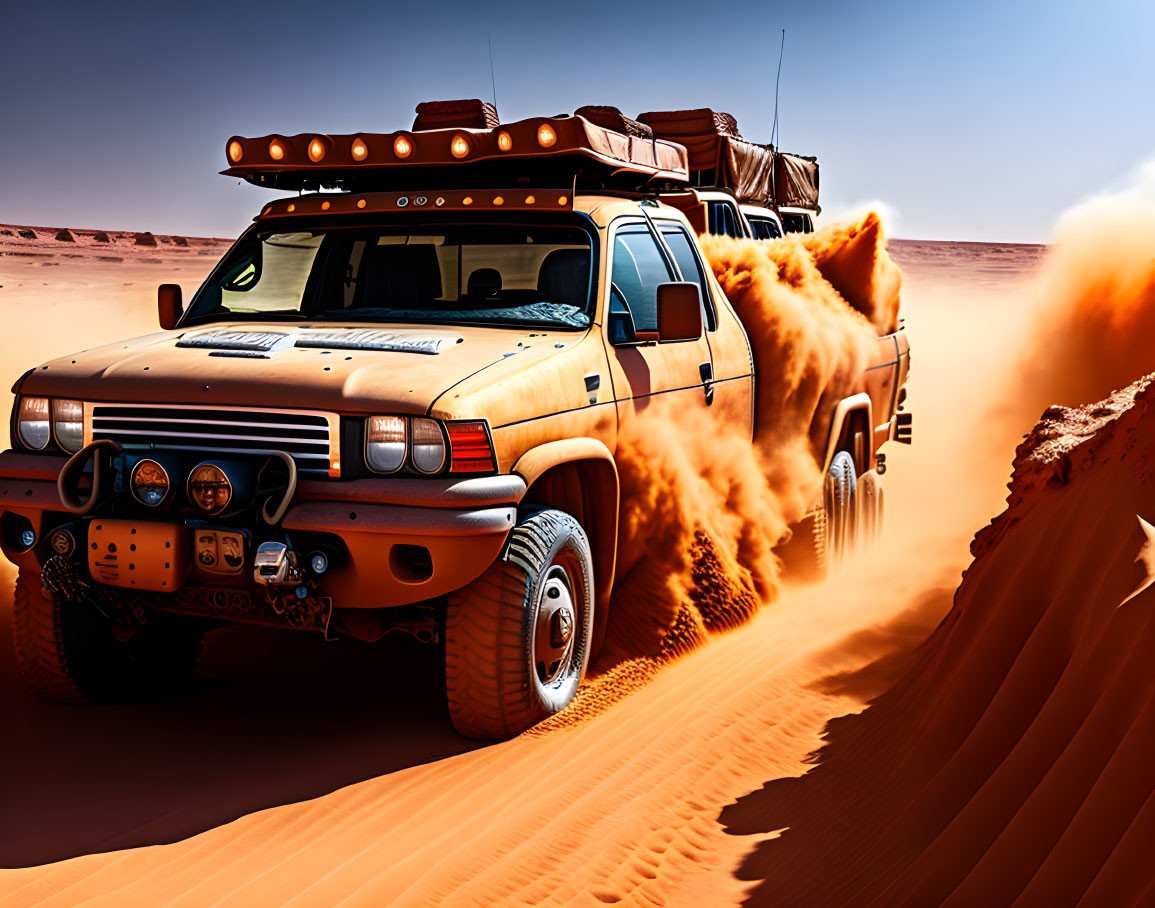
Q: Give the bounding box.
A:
[0,101,910,738]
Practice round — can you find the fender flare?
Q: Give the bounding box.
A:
[512,438,619,656]
[822,393,873,474]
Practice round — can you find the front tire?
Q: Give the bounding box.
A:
[445,508,594,739]
[11,569,204,704]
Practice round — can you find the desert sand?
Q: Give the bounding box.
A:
[1,203,1153,906]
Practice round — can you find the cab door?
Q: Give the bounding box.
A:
[601,217,714,421]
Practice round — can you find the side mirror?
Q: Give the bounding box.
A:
[656,282,703,342]
[158,284,182,330]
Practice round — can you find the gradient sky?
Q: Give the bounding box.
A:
[3,0,1152,242]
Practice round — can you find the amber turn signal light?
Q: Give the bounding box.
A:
[351,136,369,161]
[450,134,470,159]
[227,139,243,163]
[497,130,513,152]
[268,138,286,161]
[393,134,413,158]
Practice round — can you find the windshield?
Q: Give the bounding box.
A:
[185,221,594,329]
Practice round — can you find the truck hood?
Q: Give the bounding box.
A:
[20,322,583,416]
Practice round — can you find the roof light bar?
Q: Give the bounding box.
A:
[221,114,690,184]
[255,190,573,220]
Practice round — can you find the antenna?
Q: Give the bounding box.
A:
[771,28,785,149]
[488,33,499,111]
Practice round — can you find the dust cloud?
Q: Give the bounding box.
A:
[1015,161,1155,417]
[594,217,897,673]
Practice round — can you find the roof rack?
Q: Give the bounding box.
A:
[223,113,690,194]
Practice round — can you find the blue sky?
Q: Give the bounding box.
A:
[2,0,1152,242]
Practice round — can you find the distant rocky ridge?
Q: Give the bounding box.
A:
[0,224,230,249]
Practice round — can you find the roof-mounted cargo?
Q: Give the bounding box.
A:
[638,107,819,211]
[223,103,690,194]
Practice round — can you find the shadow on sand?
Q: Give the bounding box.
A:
[0,612,481,868]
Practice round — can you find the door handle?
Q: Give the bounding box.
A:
[699,362,714,406]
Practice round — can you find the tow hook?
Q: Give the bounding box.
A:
[253,541,303,587]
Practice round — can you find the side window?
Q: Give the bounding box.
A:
[750,217,782,240]
[659,225,718,331]
[610,227,675,332]
[709,202,745,239]
[782,212,805,234]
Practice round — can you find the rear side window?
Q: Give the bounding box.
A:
[781,212,813,234]
[659,225,718,331]
[610,228,675,332]
[749,217,782,240]
[707,201,745,239]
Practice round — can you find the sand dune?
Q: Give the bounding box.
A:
[723,377,1155,906]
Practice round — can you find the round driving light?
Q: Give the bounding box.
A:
[497,130,513,152]
[17,397,51,450]
[450,134,470,158]
[393,134,413,158]
[410,418,447,474]
[537,123,557,148]
[52,399,83,453]
[268,138,286,161]
[308,551,330,575]
[131,459,171,507]
[49,528,75,557]
[227,139,244,163]
[187,463,233,514]
[351,136,369,161]
[19,529,35,549]
[307,136,329,162]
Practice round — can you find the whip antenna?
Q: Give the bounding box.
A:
[488,33,499,111]
[772,28,785,149]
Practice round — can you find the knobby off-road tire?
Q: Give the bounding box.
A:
[445,508,594,739]
[11,569,204,704]
[779,451,859,581]
[778,505,828,582]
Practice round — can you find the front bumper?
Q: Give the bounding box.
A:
[0,450,524,610]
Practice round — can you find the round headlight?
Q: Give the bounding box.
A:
[410,418,446,473]
[187,463,233,514]
[17,397,51,450]
[131,459,170,507]
[52,399,83,453]
[365,416,406,473]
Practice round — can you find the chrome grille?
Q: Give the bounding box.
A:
[91,404,337,477]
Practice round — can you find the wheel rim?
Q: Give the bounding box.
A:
[534,564,577,687]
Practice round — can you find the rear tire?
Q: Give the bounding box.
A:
[445,508,594,739]
[825,451,858,565]
[11,569,204,704]
[858,469,883,543]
